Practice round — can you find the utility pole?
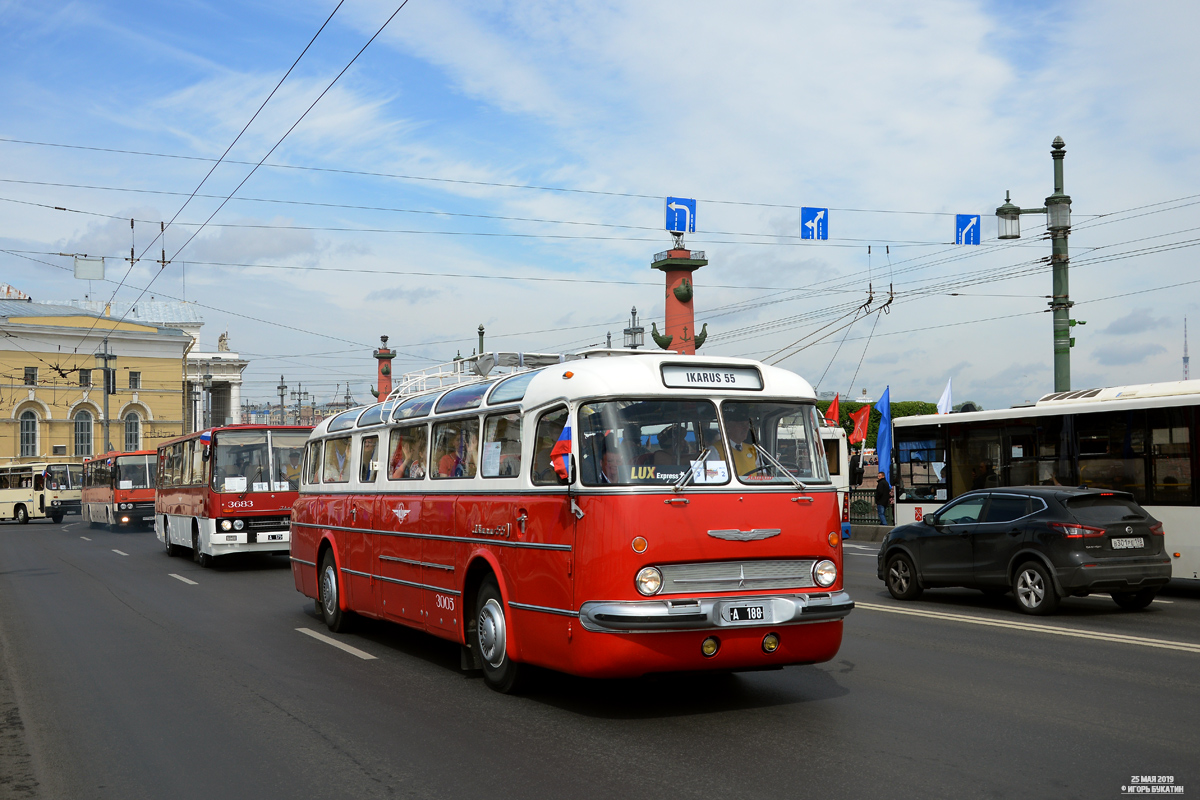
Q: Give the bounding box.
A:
[343,384,353,410]
[996,136,1078,392]
[277,376,287,425]
[202,372,213,429]
[290,385,310,426]
[94,338,118,452]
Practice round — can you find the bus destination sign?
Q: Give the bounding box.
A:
[661,365,763,391]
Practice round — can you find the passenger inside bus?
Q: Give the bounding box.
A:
[652,424,695,466]
[433,420,478,479]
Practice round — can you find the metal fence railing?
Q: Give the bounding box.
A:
[849,488,893,526]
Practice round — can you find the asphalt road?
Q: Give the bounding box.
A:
[1,519,1197,800]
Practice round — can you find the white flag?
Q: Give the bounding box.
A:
[937,378,953,415]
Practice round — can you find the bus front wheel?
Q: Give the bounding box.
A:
[192,528,212,568]
[15,506,28,524]
[318,551,350,632]
[51,513,64,524]
[473,577,523,694]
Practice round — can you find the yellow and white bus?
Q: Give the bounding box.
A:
[0,463,71,524]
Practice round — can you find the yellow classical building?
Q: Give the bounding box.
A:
[1,299,190,463]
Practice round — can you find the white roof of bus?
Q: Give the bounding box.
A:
[895,378,1200,428]
[311,353,815,437]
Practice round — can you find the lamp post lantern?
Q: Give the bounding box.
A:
[995,136,1076,392]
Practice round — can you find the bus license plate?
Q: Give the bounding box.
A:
[266,533,284,541]
[727,604,766,623]
[1111,537,1144,550]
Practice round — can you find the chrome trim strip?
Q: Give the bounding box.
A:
[290,557,316,567]
[509,601,579,618]
[339,566,461,596]
[707,528,781,541]
[379,554,454,572]
[291,521,572,551]
[670,574,810,584]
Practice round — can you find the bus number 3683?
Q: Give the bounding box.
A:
[435,594,455,611]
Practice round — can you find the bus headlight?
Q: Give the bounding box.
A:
[635,566,663,596]
[233,519,245,531]
[220,519,233,532]
[813,559,837,587]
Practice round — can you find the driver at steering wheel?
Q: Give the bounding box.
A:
[716,405,763,477]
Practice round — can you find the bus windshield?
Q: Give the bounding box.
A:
[115,454,156,489]
[212,431,270,493]
[272,431,309,490]
[578,400,727,486]
[719,401,829,484]
[47,464,74,490]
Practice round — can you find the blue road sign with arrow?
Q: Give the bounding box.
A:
[956,214,981,245]
[801,207,828,240]
[666,197,696,233]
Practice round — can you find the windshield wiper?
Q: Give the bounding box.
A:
[674,446,713,493]
[754,446,808,491]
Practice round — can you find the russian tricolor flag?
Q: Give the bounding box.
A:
[550,424,572,481]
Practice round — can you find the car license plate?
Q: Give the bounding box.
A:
[727,604,766,623]
[266,533,284,541]
[1111,537,1144,550]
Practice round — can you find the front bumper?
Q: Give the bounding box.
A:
[579,591,854,633]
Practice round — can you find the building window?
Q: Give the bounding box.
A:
[79,368,92,387]
[24,367,37,385]
[124,412,141,452]
[19,410,37,457]
[128,371,141,390]
[74,410,93,457]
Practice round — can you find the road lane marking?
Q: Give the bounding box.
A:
[112,549,128,556]
[846,553,878,558]
[169,574,198,585]
[80,536,91,541]
[1075,594,1173,605]
[296,628,377,660]
[856,601,1200,654]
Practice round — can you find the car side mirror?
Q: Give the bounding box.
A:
[923,515,936,526]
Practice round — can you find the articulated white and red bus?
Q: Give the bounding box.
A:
[291,351,853,691]
[155,425,312,566]
[82,450,158,529]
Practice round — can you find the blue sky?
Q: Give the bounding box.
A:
[2,0,1198,409]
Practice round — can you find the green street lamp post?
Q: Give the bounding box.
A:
[996,136,1079,392]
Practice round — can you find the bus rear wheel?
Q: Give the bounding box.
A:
[15,506,28,524]
[318,551,350,632]
[163,519,180,557]
[473,577,523,694]
[51,513,64,524]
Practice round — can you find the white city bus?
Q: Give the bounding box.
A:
[819,422,852,537]
[0,463,69,523]
[892,379,1200,583]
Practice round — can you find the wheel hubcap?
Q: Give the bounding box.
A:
[321,566,338,616]
[477,598,506,668]
[889,561,910,593]
[1017,569,1044,607]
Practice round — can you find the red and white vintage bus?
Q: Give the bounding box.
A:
[291,351,853,691]
[155,425,312,566]
[82,450,158,528]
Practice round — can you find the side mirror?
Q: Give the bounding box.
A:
[202,446,211,461]
[922,514,936,526]
[569,454,577,485]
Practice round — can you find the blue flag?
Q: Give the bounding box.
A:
[876,386,893,483]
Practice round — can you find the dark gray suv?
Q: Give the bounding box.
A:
[876,487,1172,615]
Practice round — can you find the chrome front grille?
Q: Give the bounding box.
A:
[658,560,815,594]
[246,515,290,530]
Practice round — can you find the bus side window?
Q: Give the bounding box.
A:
[191,440,206,487]
[531,406,569,486]
[360,436,379,483]
[181,440,194,485]
[305,441,322,485]
[323,437,352,483]
[35,473,44,491]
[482,413,521,478]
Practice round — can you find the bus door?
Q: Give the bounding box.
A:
[503,405,577,649]
[375,424,428,627]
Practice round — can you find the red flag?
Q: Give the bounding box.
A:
[824,394,840,424]
[848,405,872,444]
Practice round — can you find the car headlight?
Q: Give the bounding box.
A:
[813,559,837,588]
[233,519,244,531]
[220,519,233,531]
[635,566,663,596]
